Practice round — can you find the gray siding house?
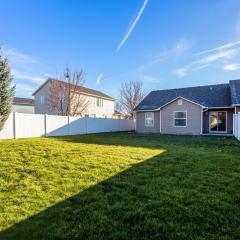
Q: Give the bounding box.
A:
[134,79,240,135]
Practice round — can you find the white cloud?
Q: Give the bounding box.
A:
[197,49,237,64]
[139,75,162,83]
[174,68,187,78]
[12,69,45,83]
[15,83,35,96]
[196,40,240,56]
[96,73,103,85]
[3,47,40,65]
[117,0,150,52]
[174,48,238,77]
[223,64,239,71]
[137,38,191,71]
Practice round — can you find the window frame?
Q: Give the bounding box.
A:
[40,95,45,105]
[145,112,154,127]
[96,98,103,107]
[173,111,187,127]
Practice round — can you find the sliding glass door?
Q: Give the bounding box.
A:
[209,111,227,132]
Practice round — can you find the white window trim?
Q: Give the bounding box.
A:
[145,112,154,127]
[173,111,187,127]
[96,98,103,108]
[209,111,227,133]
[40,95,45,105]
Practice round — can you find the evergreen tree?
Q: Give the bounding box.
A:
[0,47,15,130]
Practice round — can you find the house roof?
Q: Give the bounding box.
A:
[230,79,240,105]
[134,82,234,111]
[13,97,34,106]
[32,78,115,101]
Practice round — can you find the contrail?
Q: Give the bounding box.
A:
[96,73,103,85]
[116,0,150,52]
[196,40,240,56]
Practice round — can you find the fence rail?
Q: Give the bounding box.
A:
[233,113,240,141]
[0,113,135,139]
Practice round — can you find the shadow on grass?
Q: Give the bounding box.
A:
[1,133,240,239]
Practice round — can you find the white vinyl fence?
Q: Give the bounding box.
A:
[233,113,240,141]
[0,113,135,139]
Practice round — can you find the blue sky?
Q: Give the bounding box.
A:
[1,0,240,99]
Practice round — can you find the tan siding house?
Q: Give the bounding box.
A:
[135,79,240,135]
[33,78,115,118]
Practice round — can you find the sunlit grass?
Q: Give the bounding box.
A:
[0,133,240,239]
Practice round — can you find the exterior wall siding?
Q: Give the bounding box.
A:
[12,105,35,114]
[34,83,56,115]
[161,98,202,135]
[136,111,160,133]
[71,93,115,118]
[203,108,234,134]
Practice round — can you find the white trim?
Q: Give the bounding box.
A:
[232,104,240,107]
[160,96,205,109]
[209,111,227,133]
[200,107,203,134]
[173,111,187,127]
[135,109,159,112]
[145,112,154,127]
[159,110,161,133]
[206,106,234,109]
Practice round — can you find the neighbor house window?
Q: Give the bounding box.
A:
[40,95,45,105]
[96,98,103,107]
[145,112,154,127]
[174,111,187,127]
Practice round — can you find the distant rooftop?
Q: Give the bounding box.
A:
[32,78,115,101]
[13,97,34,106]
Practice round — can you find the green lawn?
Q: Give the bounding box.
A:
[0,133,240,240]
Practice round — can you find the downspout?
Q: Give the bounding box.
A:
[159,109,161,133]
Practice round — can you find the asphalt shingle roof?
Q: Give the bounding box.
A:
[32,78,115,101]
[230,80,240,105]
[134,83,234,111]
[13,97,34,105]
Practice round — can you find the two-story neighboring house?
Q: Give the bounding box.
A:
[32,78,115,118]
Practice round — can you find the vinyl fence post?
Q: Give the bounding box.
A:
[238,113,240,140]
[13,112,16,139]
[44,114,47,137]
[68,115,70,136]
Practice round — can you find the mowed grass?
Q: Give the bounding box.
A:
[0,133,240,240]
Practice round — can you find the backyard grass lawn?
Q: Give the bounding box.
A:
[0,133,240,239]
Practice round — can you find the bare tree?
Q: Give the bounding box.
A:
[47,66,89,116]
[119,80,145,119]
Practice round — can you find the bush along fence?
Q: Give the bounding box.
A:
[0,113,136,139]
[233,113,240,141]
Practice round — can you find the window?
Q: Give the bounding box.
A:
[145,112,154,127]
[174,111,187,127]
[96,98,103,107]
[40,95,45,105]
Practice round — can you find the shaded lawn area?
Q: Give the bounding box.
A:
[0,133,240,240]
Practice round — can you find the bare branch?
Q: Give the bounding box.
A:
[46,66,89,116]
[119,80,145,119]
